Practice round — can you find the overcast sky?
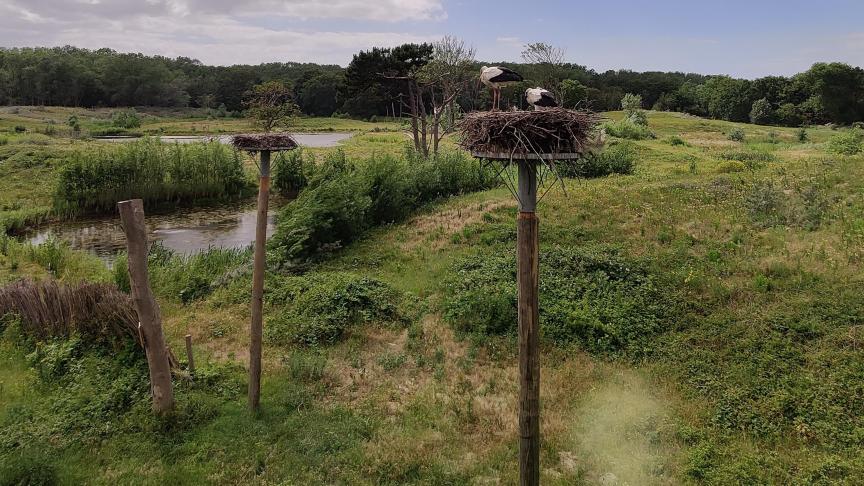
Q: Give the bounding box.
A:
[2,0,863,78]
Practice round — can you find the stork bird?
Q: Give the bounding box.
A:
[525,87,558,110]
[480,66,523,110]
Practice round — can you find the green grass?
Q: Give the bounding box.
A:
[1,108,864,484]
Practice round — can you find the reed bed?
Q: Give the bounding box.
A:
[0,279,139,346]
[53,138,252,216]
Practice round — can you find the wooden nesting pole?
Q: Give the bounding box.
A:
[516,161,540,486]
[248,149,270,411]
[232,133,297,412]
[461,108,598,486]
[118,199,175,414]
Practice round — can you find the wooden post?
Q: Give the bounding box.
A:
[118,199,175,414]
[249,150,271,411]
[185,334,195,374]
[516,161,540,486]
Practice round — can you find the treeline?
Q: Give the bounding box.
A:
[2,46,863,127]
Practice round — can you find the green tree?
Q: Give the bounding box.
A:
[560,79,588,108]
[701,76,753,122]
[243,81,299,132]
[749,98,775,125]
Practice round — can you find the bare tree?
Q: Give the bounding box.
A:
[521,42,567,101]
[419,36,477,155]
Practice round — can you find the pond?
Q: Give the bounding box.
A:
[25,201,279,261]
[95,132,353,148]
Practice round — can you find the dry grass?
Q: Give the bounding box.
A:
[401,199,510,251]
[0,279,139,345]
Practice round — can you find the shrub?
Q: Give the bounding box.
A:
[559,142,636,178]
[827,130,863,156]
[273,149,315,197]
[266,272,406,346]
[716,160,746,173]
[666,135,688,146]
[114,244,251,303]
[797,128,809,143]
[0,136,8,146]
[270,151,496,264]
[13,125,26,133]
[602,118,655,140]
[728,128,745,142]
[749,98,775,125]
[620,93,643,113]
[54,139,252,215]
[444,246,676,355]
[111,109,142,129]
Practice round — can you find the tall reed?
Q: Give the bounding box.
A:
[53,139,253,216]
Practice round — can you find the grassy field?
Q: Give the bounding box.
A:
[1,109,863,484]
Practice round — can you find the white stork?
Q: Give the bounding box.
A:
[480,66,523,110]
[525,87,558,110]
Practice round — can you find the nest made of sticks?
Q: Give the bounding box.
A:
[459,108,601,158]
[232,133,298,151]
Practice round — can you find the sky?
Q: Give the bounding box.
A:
[1,0,863,78]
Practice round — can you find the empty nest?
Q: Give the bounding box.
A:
[459,108,601,157]
[232,133,298,151]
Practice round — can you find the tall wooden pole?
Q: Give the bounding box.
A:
[118,199,175,414]
[517,161,540,486]
[249,150,270,411]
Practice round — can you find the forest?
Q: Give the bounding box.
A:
[2,45,864,126]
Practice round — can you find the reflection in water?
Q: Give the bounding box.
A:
[26,202,277,260]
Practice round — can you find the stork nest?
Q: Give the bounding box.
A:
[459,108,601,158]
[232,133,298,151]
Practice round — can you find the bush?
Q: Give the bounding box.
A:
[273,149,315,197]
[444,245,676,355]
[728,128,745,142]
[111,109,142,129]
[718,149,774,170]
[13,125,25,133]
[797,128,809,143]
[827,130,863,155]
[716,160,746,173]
[114,244,250,303]
[270,151,496,264]
[0,136,8,146]
[602,118,655,140]
[266,272,406,346]
[620,93,643,112]
[666,135,688,146]
[749,98,775,125]
[559,142,636,178]
[54,139,252,215]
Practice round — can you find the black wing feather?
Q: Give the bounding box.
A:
[535,93,558,107]
[489,67,523,83]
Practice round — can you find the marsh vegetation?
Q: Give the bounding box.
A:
[1,106,864,484]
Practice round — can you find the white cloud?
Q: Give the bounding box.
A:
[0,0,446,65]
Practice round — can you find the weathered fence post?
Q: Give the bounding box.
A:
[118,199,174,414]
[248,149,270,411]
[185,334,195,374]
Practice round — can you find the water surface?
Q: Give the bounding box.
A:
[26,201,278,260]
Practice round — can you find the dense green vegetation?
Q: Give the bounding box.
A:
[1,112,864,484]
[270,149,497,264]
[54,139,252,215]
[3,46,864,127]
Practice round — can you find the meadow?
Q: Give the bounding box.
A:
[1,107,864,484]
